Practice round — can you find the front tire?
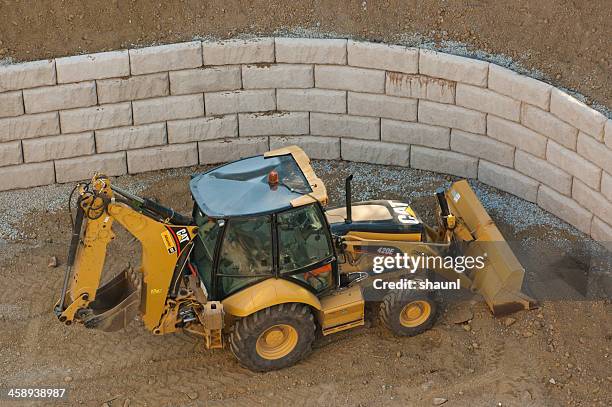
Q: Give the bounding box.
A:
[229,303,315,372]
[380,290,438,336]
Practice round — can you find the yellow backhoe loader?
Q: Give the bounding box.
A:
[55,146,534,371]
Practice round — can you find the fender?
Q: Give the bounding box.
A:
[222,278,322,317]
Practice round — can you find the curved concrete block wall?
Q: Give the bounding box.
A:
[0,38,610,245]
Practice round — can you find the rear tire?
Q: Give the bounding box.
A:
[380,289,437,336]
[229,303,315,372]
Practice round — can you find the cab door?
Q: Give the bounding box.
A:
[276,204,337,294]
[215,215,275,298]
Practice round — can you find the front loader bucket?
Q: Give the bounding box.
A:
[82,269,141,331]
[446,180,536,315]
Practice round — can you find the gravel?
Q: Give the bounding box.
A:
[0,160,605,262]
[0,166,199,243]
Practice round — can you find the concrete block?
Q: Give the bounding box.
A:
[0,161,55,191]
[605,120,612,149]
[514,150,572,195]
[97,73,169,104]
[418,100,486,134]
[386,73,455,104]
[55,152,127,183]
[242,64,313,89]
[199,137,269,164]
[411,146,478,178]
[478,160,539,202]
[239,112,309,136]
[550,88,606,140]
[341,138,410,167]
[315,65,385,93]
[60,102,132,133]
[521,104,577,150]
[537,185,592,234]
[572,180,612,226]
[451,129,514,166]
[591,218,612,250]
[23,82,97,114]
[23,132,95,162]
[0,91,24,118]
[205,90,275,116]
[0,112,60,142]
[347,40,418,73]
[169,66,241,95]
[488,64,551,110]
[0,60,56,92]
[487,115,547,158]
[0,141,22,167]
[270,136,340,160]
[129,41,202,75]
[167,115,238,143]
[419,50,488,87]
[547,140,601,190]
[133,94,203,125]
[310,113,379,140]
[456,83,520,121]
[576,132,612,175]
[348,92,417,121]
[95,123,167,153]
[127,143,198,173]
[202,38,275,65]
[602,172,612,201]
[277,89,346,114]
[275,38,347,64]
[56,50,130,83]
[382,120,449,149]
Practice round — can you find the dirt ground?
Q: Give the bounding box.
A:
[0,161,610,407]
[0,1,610,109]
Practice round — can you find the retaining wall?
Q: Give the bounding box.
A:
[0,38,610,244]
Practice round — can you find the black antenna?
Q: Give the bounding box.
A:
[345,175,353,224]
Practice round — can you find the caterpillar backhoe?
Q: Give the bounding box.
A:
[55,145,534,371]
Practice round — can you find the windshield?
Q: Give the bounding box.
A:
[192,209,221,292]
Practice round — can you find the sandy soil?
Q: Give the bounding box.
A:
[0,161,610,407]
[0,1,610,109]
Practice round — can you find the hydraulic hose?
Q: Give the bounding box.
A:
[57,198,85,314]
[111,185,191,225]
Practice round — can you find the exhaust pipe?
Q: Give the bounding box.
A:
[345,175,353,224]
[435,187,450,229]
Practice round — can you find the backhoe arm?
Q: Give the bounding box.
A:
[54,175,197,332]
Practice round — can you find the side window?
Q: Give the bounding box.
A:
[192,213,220,292]
[277,205,333,292]
[217,216,273,296]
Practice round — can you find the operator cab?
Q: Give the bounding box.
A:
[188,147,337,301]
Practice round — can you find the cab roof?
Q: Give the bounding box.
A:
[189,146,328,218]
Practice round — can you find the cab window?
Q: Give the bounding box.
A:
[217,215,273,296]
[277,204,333,292]
[192,211,220,293]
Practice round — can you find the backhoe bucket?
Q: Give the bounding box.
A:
[446,180,536,315]
[81,269,141,331]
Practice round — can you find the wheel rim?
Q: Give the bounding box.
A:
[399,300,431,327]
[256,324,299,360]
